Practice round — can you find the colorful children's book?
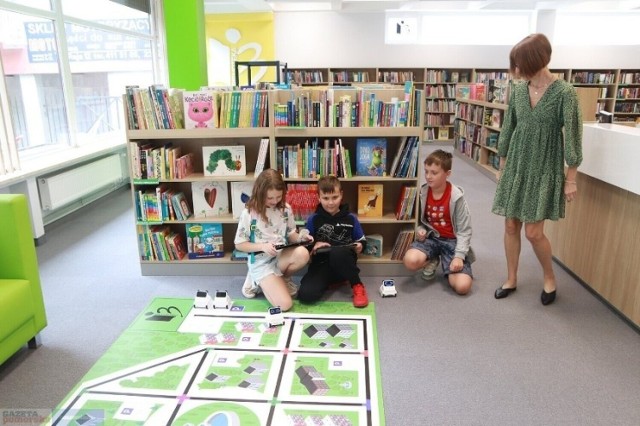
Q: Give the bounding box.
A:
[183,90,216,129]
[203,145,246,177]
[364,234,383,257]
[185,223,224,259]
[191,181,229,218]
[355,138,387,177]
[230,181,254,219]
[357,184,383,218]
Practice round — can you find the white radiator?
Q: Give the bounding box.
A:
[38,154,125,211]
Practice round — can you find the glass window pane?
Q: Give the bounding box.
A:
[0,11,70,157]
[65,23,154,145]
[61,0,151,35]
[3,0,52,11]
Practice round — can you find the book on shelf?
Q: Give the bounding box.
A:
[355,138,387,177]
[230,181,254,219]
[203,145,246,177]
[437,128,450,140]
[254,137,270,176]
[183,90,216,129]
[191,181,229,218]
[490,109,502,128]
[175,152,195,179]
[395,185,417,220]
[390,227,415,260]
[487,80,510,104]
[391,136,419,178]
[165,232,188,260]
[357,184,383,218]
[171,191,192,220]
[185,223,224,259]
[286,183,319,222]
[363,234,383,257]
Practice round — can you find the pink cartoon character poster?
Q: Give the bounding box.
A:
[183,90,216,129]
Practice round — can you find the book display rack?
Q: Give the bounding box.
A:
[125,85,424,276]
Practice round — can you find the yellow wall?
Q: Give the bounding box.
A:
[205,13,276,86]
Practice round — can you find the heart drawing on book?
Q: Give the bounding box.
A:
[204,188,217,208]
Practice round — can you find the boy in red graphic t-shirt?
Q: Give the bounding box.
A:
[403,150,475,295]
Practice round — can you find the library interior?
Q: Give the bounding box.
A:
[0,1,639,425]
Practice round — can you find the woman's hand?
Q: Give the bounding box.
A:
[416,229,427,242]
[564,180,577,202]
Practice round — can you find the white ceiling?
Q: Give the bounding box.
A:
[203,0,640,14]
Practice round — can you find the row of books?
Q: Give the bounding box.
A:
[424,127,452,141]
[135,181,255,222]
[571,72,615,84]
[130,139,269,181]
[273,91,416,128]
[390,228,415,260]
[276,138,352,179]
[138,226,422,262]
[426,70,471,83]
[425,85,457,98]
[389,136,419,178]
[137,223,224,261]
[483,108,503,129]
[455,80,510,104]
[426,99,456,113]
[455,102,484,124]
[125,84,184,131]
[424,113,455,126]
[125,86,271,130]
[134,186,192,222]
[129,142,194,180]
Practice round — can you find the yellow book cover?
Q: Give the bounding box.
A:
[357,184,383,218]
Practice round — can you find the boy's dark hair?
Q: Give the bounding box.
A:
[509,33,552,79]
[424,149,453,172]
[317,175,342,194]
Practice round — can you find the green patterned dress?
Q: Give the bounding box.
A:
[492,79,583,222]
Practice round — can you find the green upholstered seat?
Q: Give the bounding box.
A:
[0,194,47,365]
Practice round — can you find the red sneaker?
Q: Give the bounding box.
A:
[352,283,369,308]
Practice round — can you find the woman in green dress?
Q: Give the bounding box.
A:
[492,33,583,306]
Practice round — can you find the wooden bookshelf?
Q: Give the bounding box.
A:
[269,87,424,270]
[125,86,424,276]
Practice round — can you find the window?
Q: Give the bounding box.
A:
[0,0,160,170]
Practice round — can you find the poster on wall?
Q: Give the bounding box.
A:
[205,13,276,87]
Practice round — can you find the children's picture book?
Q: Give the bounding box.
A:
[203,145,246,177]
[364,234,383,257]
[183,90,216,129]
[191,181,229,218]
[357,184,383,218]
[230,181,254,219]
[185,223,224,259]
[355,138,387,177]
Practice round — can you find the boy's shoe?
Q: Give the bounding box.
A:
[242,273,260,299]
[284,277,298,297]
[352,283,369,308]
[421,257,440,280]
